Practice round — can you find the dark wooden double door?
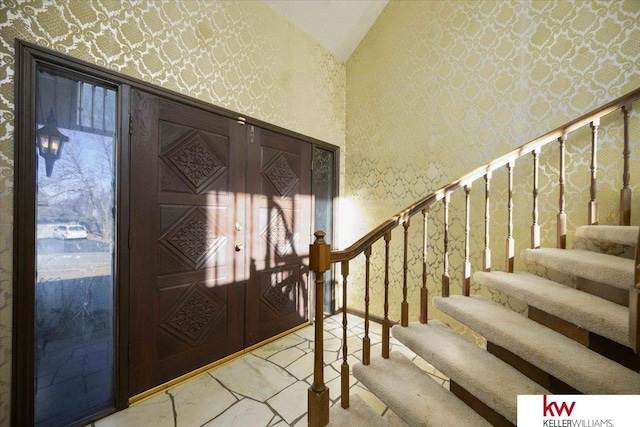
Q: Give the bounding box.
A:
[129,90,311,396]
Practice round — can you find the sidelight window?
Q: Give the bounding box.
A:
[34,68,117,426]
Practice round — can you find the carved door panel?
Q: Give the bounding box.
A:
[245,126,312,345]
[129,91,246,396]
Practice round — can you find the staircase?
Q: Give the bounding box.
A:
[308,89,640,427]
[332,225,640,426]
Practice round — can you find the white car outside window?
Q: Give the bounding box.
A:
[56,225,88,240]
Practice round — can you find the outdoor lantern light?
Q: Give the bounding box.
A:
[37,108,69,177]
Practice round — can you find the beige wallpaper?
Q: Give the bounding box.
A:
[0,0,346,424]
[344,0,640,330]
[1,0,639,423]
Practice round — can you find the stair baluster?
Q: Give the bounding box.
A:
[558,134,567,249]
[382,231,391,359]
[483,172,492,272]
[363,246,372,364]
[589,119,600,225]
[506,161,515,272]
[341,260,350,409]
[463,184,472,296]
[402,219,410,326]
[531,149,541,249]
[442,193,451,296]
[420,208,429,323]
[620,103,633,225]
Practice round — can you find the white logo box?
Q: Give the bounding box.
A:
[518,395,640,427]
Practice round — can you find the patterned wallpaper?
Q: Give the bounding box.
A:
[1,0,639,423]
[0,0,345,424]
[344,0,640,330]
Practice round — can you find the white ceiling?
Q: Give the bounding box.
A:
[263,0,389,62]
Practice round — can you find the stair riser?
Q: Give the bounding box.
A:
[529,306,640,371]
[528,307,589,345]
[450,381,514,427]
[589,334,640,372]
[487,342,580,394]
[576,277,629,306]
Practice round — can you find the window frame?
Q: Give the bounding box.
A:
[13,40,131,426]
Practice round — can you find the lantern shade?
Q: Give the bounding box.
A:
[36,108,68,177]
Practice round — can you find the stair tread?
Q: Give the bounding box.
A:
[576,225,639,246]
[328,394,387,427]
[433,295,640,394]
[353,352,492,427]
[392,320,547,424]
[521,248,633,290]
[474,271,629,346]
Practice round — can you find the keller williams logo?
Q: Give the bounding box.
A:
[543,395,576,417]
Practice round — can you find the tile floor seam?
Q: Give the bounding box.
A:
[266,413,280,426]
[209,385,253,401]
[199,398,243,426]
[263,395,295,426]
[290,411,306,426]
[207,373,241,402]
[165,390,178,427]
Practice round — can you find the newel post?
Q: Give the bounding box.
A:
[308,231,331,427]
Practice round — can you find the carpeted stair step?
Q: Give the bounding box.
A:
[576,225,639,246]
[521,248,634,290]
[328,394,387,427]
[392,320,547,424]
[353,352,492,427]
[433,295,640,394]
[474,271,629,346]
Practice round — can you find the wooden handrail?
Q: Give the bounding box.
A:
[330,87,640,264]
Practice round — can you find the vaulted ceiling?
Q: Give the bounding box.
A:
[263,0,388,62]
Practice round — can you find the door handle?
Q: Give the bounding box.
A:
[235,242,244,252]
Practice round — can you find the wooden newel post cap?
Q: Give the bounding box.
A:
[309,230,330,273]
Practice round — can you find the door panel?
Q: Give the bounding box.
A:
[129,90,246,396]
[246,127,312,345]
[129,92,313,396]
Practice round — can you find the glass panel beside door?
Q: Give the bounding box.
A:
[312,147,336,314]
[34,68,117,426]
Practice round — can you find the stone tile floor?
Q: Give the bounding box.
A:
[91,314,449,427]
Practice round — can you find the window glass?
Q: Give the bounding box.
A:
[35,69,117,426]
[312,147,335,313]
